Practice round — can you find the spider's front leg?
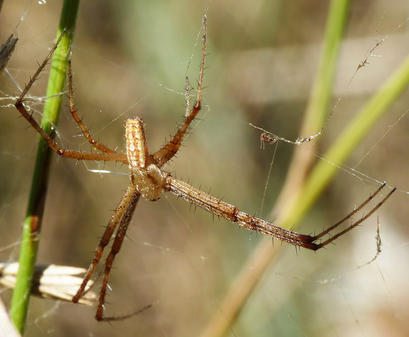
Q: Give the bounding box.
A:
[152,15,207,168]
[67,60,116,154]
[13,33,129,164]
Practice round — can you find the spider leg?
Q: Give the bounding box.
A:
[13,33,62,147]
[311,183,386,242]
[72,185,139,304]
[309,186,396,250]
[164,174,314,244]
[16,94,128,162]
[13,33,128,163]
[152,15,207,168]
[67,61,116,154]
[96,190,141,321]
[164,175,396,250]
[16,32,65,105]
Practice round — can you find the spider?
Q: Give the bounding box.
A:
[13,16,396,321]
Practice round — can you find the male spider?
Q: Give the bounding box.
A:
[14,17,395,321]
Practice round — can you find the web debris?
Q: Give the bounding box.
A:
[357,217,382,268]
[350,17,409,84]
[249,123,321,150]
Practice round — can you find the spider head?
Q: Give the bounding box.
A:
[131,164,165,201]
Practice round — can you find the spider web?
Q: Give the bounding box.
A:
[1,1,409,337]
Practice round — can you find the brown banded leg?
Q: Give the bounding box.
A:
[96,190,141,321]
[14,33,128,164]
[72,185,139,303]
[16,78,128,163]
[152,15,207,168]
[67,61,116,154]
[164,175,396,250]
[310,185,396,249]
[310,183,387,242]
[16,32,64,106]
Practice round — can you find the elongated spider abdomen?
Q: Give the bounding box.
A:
[126,118,149,170]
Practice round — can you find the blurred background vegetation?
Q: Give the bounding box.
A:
[1,1,408,336]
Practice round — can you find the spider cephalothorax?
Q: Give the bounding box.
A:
[126,118,166,201]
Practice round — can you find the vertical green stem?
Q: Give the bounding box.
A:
[10,1,80,333]
[280,52,409,228]
[200,1,351,336]
[304,0,350,129]
[274,0,350,220]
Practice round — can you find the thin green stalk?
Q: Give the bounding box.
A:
[200,1,349,336]
[280,52,409,228]
[202,0,409,333]
[303,0,350,130]
[274,0,350,219]
[10,1,79,333]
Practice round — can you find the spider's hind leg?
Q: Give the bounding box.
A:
[95,190,141,321]
[72,186,139,304]
[152,15,207,168]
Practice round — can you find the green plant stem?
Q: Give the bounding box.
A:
[281,51,409,228]
[304,0,350,130]
[202,0,409,333]
[200,1,349,336]
[10,1,79,333]
[274,0,350,219]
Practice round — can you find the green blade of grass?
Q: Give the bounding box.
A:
[10,1,80,333]
[280,51,409,228]
[199,0,345,336]
[273,0,350,221]
[304,0,350,130]
[202,0,409,333]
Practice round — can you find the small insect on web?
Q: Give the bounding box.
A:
[13,15,396,321]
[249,122,322,150]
